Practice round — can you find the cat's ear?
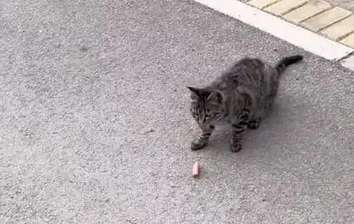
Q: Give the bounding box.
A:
[187,86,201,99]
[207,91,223,104]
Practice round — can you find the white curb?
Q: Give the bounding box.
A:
[194,0,354,63]
[341,54,354,70]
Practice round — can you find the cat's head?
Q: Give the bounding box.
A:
[187,87,225,127]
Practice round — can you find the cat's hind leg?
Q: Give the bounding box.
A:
[247,104,265,130]
[248,98,274,129]
[247,117,261,130]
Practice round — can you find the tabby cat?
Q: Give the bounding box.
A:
[188,55,303,152]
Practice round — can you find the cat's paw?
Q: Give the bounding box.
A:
[191,139,208,151]
[247,120,260,130]
[230,141,242,152]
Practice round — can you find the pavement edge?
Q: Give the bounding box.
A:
[193,0,354,71]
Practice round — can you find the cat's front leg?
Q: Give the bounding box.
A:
[230,110,249,152]
[191,125,214,151]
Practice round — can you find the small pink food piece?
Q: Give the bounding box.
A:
[192,162,200,177]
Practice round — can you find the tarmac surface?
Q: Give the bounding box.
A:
[1,0,354,223]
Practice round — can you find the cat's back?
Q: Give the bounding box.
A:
[213,57,267,87]
[228,57,265,78]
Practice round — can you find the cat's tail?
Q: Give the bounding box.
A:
[276,55,303,74]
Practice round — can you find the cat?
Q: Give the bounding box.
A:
[188,55,303,152]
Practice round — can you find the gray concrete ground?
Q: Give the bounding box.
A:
[1,0,354,223]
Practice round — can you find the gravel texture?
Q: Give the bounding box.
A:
[1,0,354,223]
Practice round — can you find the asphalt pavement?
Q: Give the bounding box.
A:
[1,0,354,223]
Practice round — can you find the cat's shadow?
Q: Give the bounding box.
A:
[205,101,297,155]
